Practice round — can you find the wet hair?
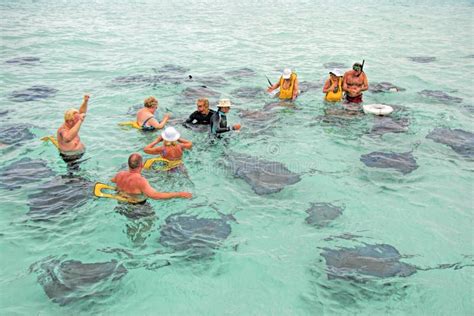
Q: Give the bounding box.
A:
[144,96,158,108]
[64,108,79,122]
[197,98,209,108]
[128,153,143,169]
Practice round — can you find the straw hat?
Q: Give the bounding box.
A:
[217,99,232,108]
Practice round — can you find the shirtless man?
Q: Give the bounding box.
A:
[111,153,192,202]
[267,68,299,101]
[144,127,192,170]
[57,95,89,163]
[185,98,215,125]
[342,62,368,104]
[136,96,170,131]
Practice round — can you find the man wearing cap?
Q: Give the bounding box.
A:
[342,62,369,104]
[323,69,344,102]
[267,68,299,101]
[144,126,192,168]
[136,96,170,131]
[111,153,192,201]
[185,98,215,126]
[57,94,89,163]
[210,99,241,137]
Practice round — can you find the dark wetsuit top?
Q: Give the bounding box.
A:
[210,111,232,136]
[185,109,215,125]
[141,116,156,131]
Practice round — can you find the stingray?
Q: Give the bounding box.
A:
[464,54,474,58]
[360,151,418,174]
[419,90,463,103]
[27,175,93,221]
[0,124,35,146]
[224,67,256,79]
[9,85,58,102]
[0,158,55,190]
[230,86,265,99]
[305,203,344,227]
[112,74,161,86]
[426,128,474,157]
[299,81,323,94]
[182,86,221,99]
[323,62,348,69]
[30,256,127,306]
[238,109,277,123]
[221,152,301,195]
[370,116,410,136]
[159,212,234,258]
[193,75,228,87]
[263,100,296,111]
[153,64,190,74]
[5,56,40,65]
[321,244,417,280]
[370,82,406,93]
[407,56,436,63]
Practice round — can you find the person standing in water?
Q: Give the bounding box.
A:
[322,69,344,102]
[210,99,241,137]
[57,94,89,163]
[267,68,299,101]
[342,62,369,104]
[185,98,215,126]
[144,126,192,171]
[136,96,170,131]
[111,153,192,202]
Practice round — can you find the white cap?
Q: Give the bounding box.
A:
[329,69,343,77]
[282,68,292,79]
[217,99,232,108]
[161,126,180,142]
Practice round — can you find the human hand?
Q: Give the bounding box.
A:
[179,192,192,199]
[267,87,273,93]
[233,123,241,131]
[163,113,171,119]
[83,95,90,102]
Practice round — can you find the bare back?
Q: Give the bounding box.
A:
[136,108,157,127]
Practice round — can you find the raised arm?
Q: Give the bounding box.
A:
[144,136,164,154]
[178,138,193,150]
[140,178,192,200]
[267,79,281,92]
[79,95,89,114]
[60,115,85,142]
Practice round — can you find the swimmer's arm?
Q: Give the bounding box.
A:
[79,95,89,114]
[178,138,192,150]
[140,179,192,199]
[144,137,164,154]
[60,119,83,142]
[322,79,332,93]
[185,112,197,124]
[267,79,281,92]
[342,74,349,91]
[292,78,299,100]
[361,74,369,92]
[211,114,230,134]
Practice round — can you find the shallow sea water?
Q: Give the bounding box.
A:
[0,0,473,315]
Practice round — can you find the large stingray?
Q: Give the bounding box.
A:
[323,62,348,69]
[5,56,40,65]
[0,158,55,190]
[238,109,277,124]
[407,56,436,63]
[321,244,417,280]
[370,116,410,136]
[263,100,296,111]
[360,151,418,174]
[159,212,234,258]
[299,81,323,94]
[315,108,364,126]
[153,64,190,74]
[419,90,463,103]
[370,82,406,93]
[192,75,228,87]
[0,124,35,146]
[305,203,344,227]
[230,86,265,99]
[221,152,301,195]
[30,256,127,306]
[27,175,92,221]
[224,67,256,79]
[426,128,474,157]
[9,85,58,102]
[182,86,221,99]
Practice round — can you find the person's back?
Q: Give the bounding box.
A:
[113,170,146,196]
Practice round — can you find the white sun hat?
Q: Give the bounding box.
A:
[329,69,343,77]
[217,99,232,108]
[282,68,292,79]
[161,126,180,142]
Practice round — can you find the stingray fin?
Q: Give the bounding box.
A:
[93,182,141,203]
[41,135,59,149]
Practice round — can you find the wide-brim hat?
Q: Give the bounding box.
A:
[217,99,232,108]
[282,68,292,79]
[162,126,180,142]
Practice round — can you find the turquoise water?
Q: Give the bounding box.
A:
[1,0,473,315]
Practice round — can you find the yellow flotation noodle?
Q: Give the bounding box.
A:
[118,121,142,129]
[93,182,143,204]
[143,157,182,171]
[41,135,59,149]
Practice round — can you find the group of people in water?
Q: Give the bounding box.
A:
[55,62,368,205]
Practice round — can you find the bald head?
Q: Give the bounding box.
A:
[128,153,143,170]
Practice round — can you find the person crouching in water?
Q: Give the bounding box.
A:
[57,95,89,164]
[267,68,299,101]
[322,69,343,102]
[144,126,192,171]
[210,99,241,137]
[185,98,215,126]
[136,96,170,131]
